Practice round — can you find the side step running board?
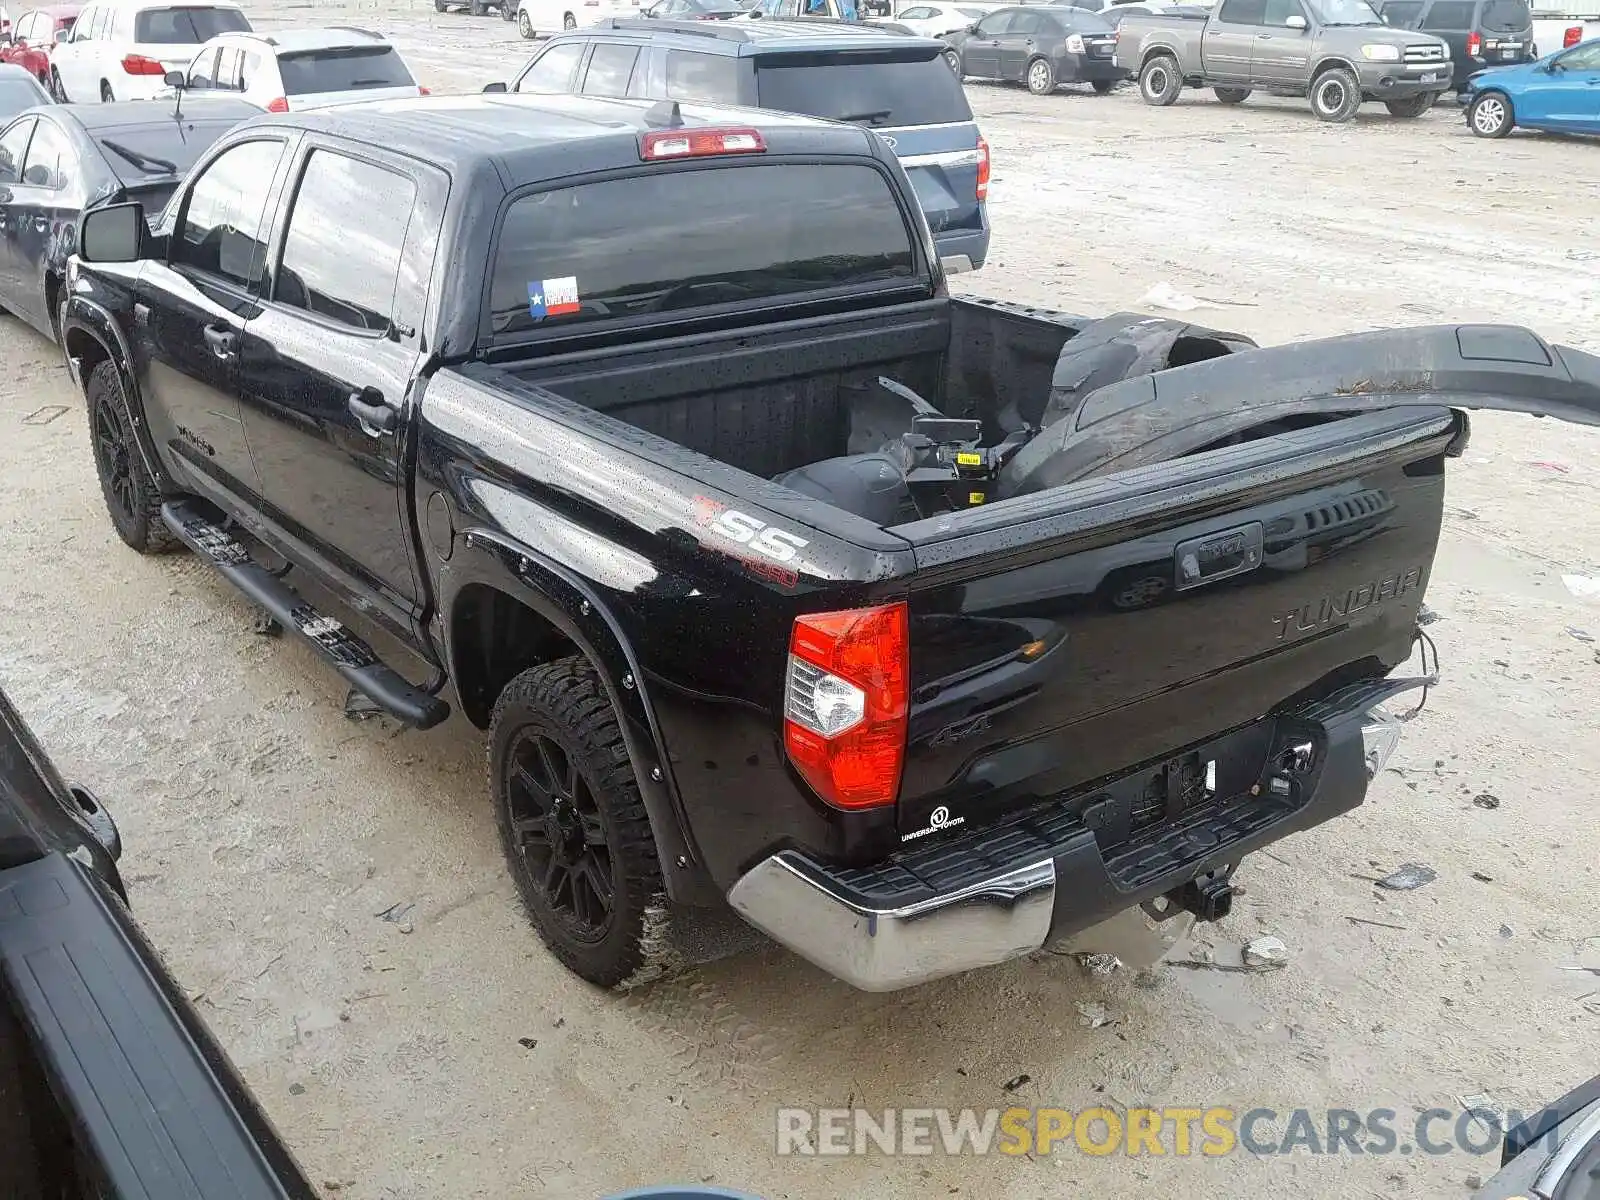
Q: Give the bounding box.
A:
[161,501,449,729]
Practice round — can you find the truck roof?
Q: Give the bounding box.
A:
[584,16,948,54]
[259,91,881,184]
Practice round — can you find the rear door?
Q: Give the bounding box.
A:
[4,115,82,331]
[753,45,983,246]
[995,8,1043,78]
[1519,39,1600,126]
[275,43,421,109]
[233,140,441,643]
[132,134,292,513]
[575,38,643,97]
[0,116,36,305]
[1204,0,1264,81]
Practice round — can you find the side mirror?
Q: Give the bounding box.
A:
[54,28,68,42]
[482,80,508,92]
[79,201,147,264]
[163,69,185,87]
[966,21,979,30]
[1285,13,1307,28]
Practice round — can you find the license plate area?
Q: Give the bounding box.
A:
[1080,720,1276,851]
[1420,71,1438,81]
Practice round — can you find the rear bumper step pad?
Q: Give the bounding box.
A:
[160,501,448,729]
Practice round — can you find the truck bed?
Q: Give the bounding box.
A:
[429,297,1457,886]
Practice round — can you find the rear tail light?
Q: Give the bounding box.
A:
[1565,25,1581,47]
[976,134,989,202]
[783,602,908,811]
[266,96,289,112]
[640,126,765,160]
[121,53,166,75]
[1065,32,1085,52]
[419,85,432,94]
[1467,30,1482,55]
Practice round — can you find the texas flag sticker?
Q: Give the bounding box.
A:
[528,276,580,319]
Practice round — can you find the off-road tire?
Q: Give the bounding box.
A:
[1309,65,1361,122]
[86,361,179,555]
[1468,90,1514,137]
[1214,86,1250,104]
[1025,55,1056,95]
[1139,53,1182,106]
[1384,92,1433,118]
[1091,78,1116,95]
[490,658,673,990]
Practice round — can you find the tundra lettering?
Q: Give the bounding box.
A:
[1272,566,1425,642]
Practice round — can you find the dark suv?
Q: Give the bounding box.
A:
[485,17,991,273]
[1375,0,1534,90]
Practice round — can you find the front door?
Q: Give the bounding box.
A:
[962,10,1012,77]
[0,117,38,305]
[1253,0,1312,85]
[1517,40,1600,126]
[134,135,294,513]
[1205,0,1265,82]
[234,142,439,641]
[5,116,83,335]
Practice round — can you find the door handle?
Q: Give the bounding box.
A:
[348,389,396,437]
[202,324,235,360]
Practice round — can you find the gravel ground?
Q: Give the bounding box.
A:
[3,6,1599,1197]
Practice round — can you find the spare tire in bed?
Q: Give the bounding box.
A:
[999,312,1258,496]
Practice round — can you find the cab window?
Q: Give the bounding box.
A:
[515,40,584,92]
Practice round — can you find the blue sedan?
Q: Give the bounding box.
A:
[1465,37,1600,137]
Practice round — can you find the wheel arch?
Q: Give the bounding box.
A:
[1310,55,1360,81]
[61,297,171,494]
[1139,43,1180,71]
[442,532,714,904]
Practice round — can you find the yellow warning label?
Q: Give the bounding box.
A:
[969,492,986,505]
[956,452,982,467]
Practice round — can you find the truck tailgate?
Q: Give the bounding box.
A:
[889,407,1454,840]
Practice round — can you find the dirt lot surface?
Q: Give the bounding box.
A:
[3,5,1599,1196]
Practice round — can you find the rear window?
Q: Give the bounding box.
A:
[92,118,237,183]
[133,6,249,43]
[1479,0,1528,27]
[277,46,414,95]
[0,76,48,117]
[755,50,973,128]
[488,162,916,337]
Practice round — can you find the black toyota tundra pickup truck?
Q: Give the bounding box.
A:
[60,92,1600,992]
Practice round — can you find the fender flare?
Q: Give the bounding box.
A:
[61,295,171,494]
[1310,55,1361,82]
[1139,42,1182,71]
[445,529,715,906]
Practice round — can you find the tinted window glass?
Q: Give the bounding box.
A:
[0,75,47,120]
[277,46,414,95]
[94,117,243,184]
[134,6,250,42]
[173,138,283,286]
[276,151,417,332]
[581,43,638,97]
[1479,0,1527,26]
[1218,0,1268,20]
[1379,0,1422,25]
[1263,0,1304,23]
[1009,10,1042,32]
[517,41,584,91]
[974,11,1012,33]
[1420,0,1472,26]
[1561,41,1600,67]
[899,6,934,16]
[488,163,915,337]
[20,117,67,187]
[0,118,35,185]
[756,51,972,126]
[664,49,742,102]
